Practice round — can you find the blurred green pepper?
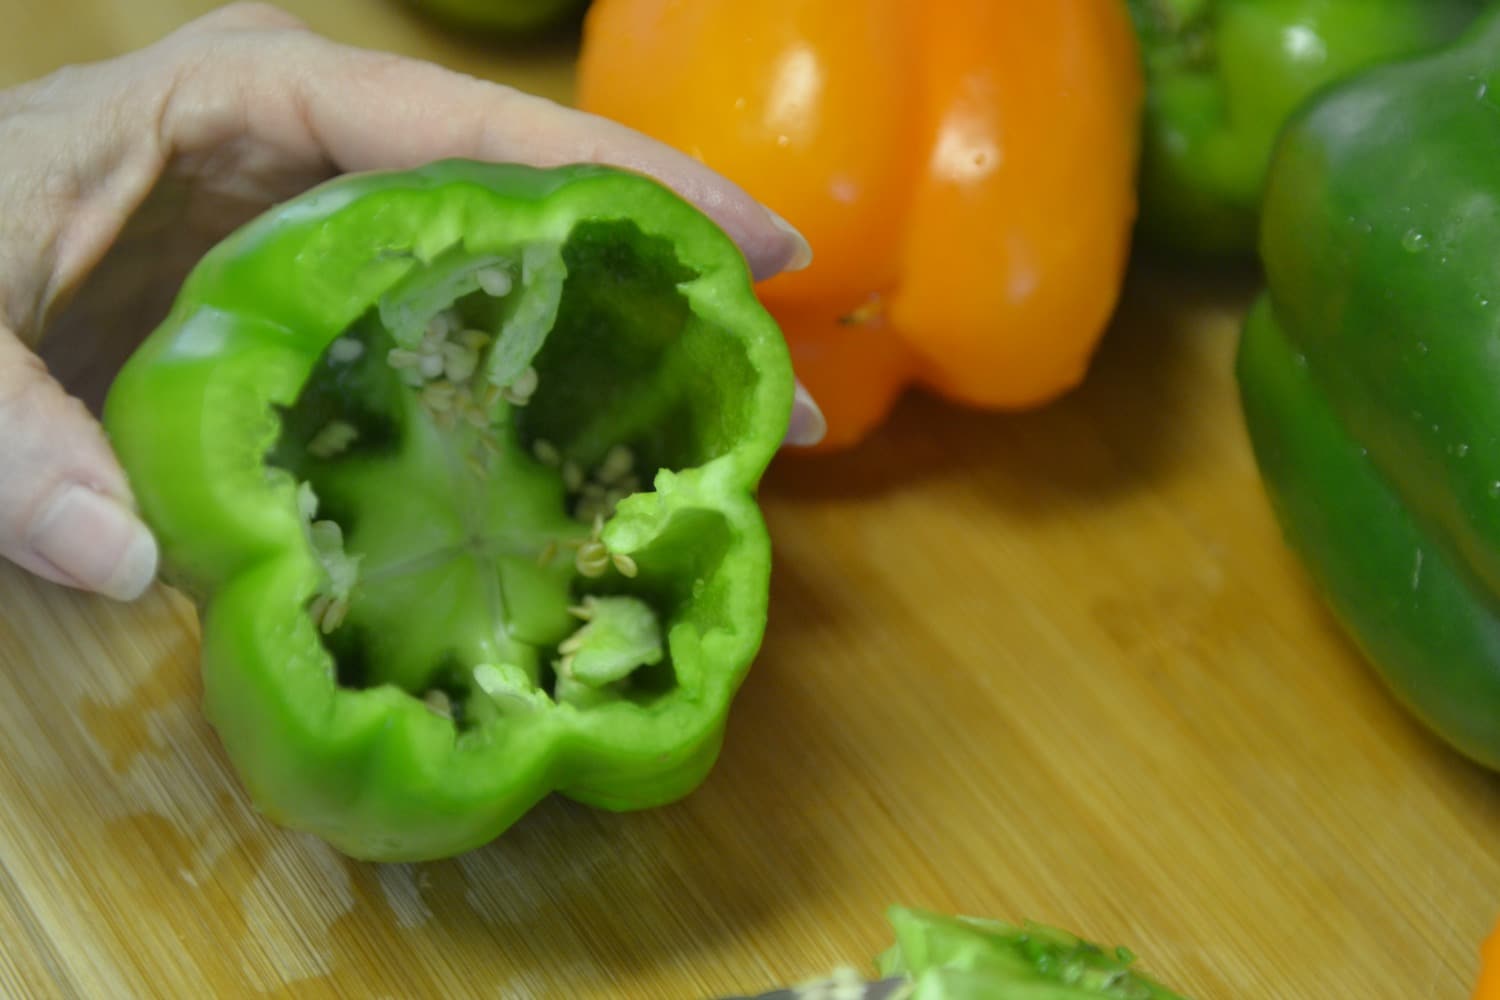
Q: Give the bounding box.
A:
[400,0,588,35]
[876,907,1188,999]
[1128,0,1484,256]
[724,906,1190,999]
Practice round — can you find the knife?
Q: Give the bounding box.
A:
[715,967,914,1000]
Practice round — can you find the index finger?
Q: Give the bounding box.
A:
[156,10,812,281]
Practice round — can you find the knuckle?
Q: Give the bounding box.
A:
[349,49,423,90]
[0,355,60,530]
[0,349,110,513]
[0,348,95,443]
[0,350,50,414]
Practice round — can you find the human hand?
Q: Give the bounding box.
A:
[0,2,822,603]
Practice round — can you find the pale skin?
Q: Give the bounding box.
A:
[0,3,823,604]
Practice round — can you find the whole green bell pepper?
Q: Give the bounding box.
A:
[1127,0,1483,256]
[102,160,794,861]
[1237,8,1500,771]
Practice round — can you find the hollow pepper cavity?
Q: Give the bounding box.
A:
[102,160,794,861]
[1237,9,1500,771]
[1127,0,1484,257]
[574,0,1143,450]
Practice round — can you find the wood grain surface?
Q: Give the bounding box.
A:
[3,3,1499,998]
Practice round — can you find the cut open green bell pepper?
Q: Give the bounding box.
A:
[102,160,794,861]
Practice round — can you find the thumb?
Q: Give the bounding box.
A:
[0,329,158,601]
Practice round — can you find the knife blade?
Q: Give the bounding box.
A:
[715,967,913,1000]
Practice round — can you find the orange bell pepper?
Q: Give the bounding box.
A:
[575,0,1143,450]
[1477,913,1500,1000]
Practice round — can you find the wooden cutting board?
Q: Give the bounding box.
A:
[3,3,1498,997]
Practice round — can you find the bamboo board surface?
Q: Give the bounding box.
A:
[2,3,1499,998]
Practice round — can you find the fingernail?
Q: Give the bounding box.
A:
[766,208,813,272]
[784,382,827,447]
[29,484,159,601]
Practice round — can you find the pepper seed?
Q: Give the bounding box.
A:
[442,341,479,382]
[476,267,513,297]
[307,420,359,459]
[387,348,420,370]
[328,337,365,364]
[500,365,539,406]
[423,690,453,719]
[597,445,635,485]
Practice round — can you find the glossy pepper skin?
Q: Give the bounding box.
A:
[1128,0,1483,257]
[102,160,794,861]
[574,1,1143,451]
[1237,10,1500,771]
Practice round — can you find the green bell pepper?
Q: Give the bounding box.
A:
[400,0,588,35]
[102,160,794,861]
[1127,0,1483,257]
[723,906,1190,999]
[1237,8,1500,770]
[875,906,1188,999]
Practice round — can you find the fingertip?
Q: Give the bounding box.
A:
[27,484,159,602]
[104,518,160,602]
[764,209,813,274]
[783,381,827,448]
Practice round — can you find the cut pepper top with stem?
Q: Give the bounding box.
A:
[103,161,794,862]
